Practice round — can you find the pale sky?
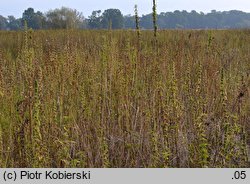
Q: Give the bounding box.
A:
[1,0,250,18]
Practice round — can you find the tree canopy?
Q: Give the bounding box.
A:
[22,8,45,29]
[1,7,250,30]
[46,7,85,29]
[101,9,124,29]
[0,15,8,30]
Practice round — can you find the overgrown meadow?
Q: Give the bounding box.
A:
[0,29,249,168]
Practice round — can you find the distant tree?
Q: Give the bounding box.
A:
[22,8,45,29]
[0,15,8,30]
[140,14,153,29]
[101,9,124,29]
[7,16,22,30]
[88,10,102,29]
[189,10,202,28]
[124,15,135,29]
[46,7,85,29]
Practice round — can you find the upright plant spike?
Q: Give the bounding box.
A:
[134,5,140,39]
[0,124,2,167]
[152,0,158,38]
[109,19,112,30]
[33,78,42,167]
[24,21,28,52]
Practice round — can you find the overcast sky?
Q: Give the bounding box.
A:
[1,0,250,18]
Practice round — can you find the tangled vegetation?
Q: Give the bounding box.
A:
[0,29,249,168]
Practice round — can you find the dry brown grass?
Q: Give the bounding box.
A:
[0,29,249,168]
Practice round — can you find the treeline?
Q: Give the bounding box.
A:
[0,7,86,30]
[1,7,250,30]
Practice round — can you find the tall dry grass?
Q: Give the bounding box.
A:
[0,29,249,168]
